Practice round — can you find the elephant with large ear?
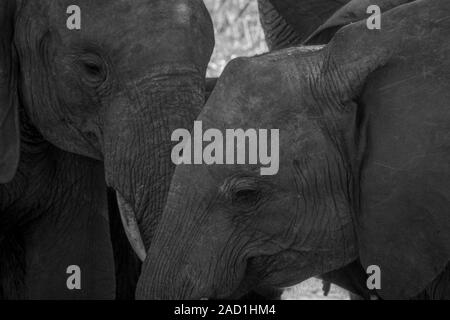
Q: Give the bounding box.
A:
[139,0,450,300]
[0,0,214,299]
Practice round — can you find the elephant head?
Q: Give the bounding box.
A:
[140,0,450,299]
[0,0,214,297]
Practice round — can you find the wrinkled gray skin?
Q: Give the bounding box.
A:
[258,0,350,50]
[259,0,417,300]
[0,0,213,299]
[257,0,414,49]
[140,0,450,300]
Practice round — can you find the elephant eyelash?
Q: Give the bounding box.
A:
[220,174,258,193]
[231,188,261,207]
[73,54,109,86]
[220,175,268,209]
[82,61,107,80]
[83,61,103,76]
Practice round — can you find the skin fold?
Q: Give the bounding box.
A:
[0,0,214,299]
[140,0,450,300]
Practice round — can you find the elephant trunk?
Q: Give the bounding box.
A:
[137,210,211,299]
[135,181,250,300]
[104,68,204,260]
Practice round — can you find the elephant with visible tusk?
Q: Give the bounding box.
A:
[0,0,214,299]
[140,0,450,300]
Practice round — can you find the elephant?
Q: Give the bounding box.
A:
[138,0,450,300]
[0,0,214,299]
[259,0,417,300]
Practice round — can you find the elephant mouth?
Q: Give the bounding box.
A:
[115,191,147,262]
[231,259,268,298]
[208,259,263,300]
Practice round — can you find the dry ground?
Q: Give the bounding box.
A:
[282,279,349,300]
[204,0,348,300]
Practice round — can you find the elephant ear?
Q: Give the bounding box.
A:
[320,0,450,299]
[258,0,350,50]
[305,0,414,45]
[0,0,20,184]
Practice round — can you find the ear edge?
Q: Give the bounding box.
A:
[304,0,414,46]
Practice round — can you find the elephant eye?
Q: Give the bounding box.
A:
[83,61,102,76]
[76,54,108,86]
[222,175,266,209]
[82,60,106,83]
[232,188,260,207]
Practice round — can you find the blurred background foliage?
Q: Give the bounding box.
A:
[204,0,268,77]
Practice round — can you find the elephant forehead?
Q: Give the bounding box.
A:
[41,0,202,36]
[201,49,323,128]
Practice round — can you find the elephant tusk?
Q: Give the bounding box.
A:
[116,191,147,262]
